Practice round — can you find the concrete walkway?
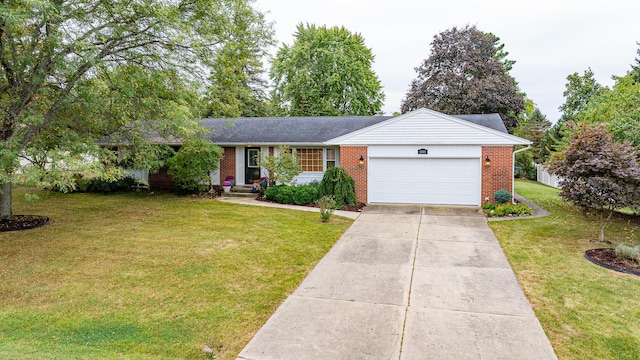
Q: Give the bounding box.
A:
[237,204,557,360]
[217,196,361,220]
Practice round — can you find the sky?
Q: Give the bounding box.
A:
[253,0,638,123]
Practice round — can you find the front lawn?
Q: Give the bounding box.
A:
[490,180,640,360]
[0,190,352,359]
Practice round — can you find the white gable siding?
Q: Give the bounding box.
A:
[326,109,529,146]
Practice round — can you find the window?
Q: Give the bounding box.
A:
[296,148,323,172]
[326,148,336,169]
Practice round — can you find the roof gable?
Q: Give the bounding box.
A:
[326,108,530,146]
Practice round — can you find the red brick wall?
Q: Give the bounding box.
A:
[340,146,368,204]
[220,147,236,184]
[481,146,513,203]
[149,168,175,190]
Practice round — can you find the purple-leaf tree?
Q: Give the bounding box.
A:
[548,122,640,241]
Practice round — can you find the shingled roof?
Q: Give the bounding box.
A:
[453,113,508,133]
[202,113,508,145]
[203,116,393,144]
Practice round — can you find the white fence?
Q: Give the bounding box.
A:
[536,164,561,188]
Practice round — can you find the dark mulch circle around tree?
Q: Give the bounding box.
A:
[585,248,640,276]
[0,215,50,232]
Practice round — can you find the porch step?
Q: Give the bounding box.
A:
[221,185,258,198]
[230,185,254,193]
[221,191,257,198]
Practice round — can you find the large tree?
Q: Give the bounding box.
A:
[558,68,603,124]
[548,123,640,241]
[269,24,385,116]
[0,0,268,219]
[541,68,604,161]
[401,25,524,132]
[581,73,640,148]
[515,108,551,164]
[205,1,274,117]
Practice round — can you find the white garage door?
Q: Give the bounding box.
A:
[368,158,481,205]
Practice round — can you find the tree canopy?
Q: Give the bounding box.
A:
[400,25,524,132]
[558,68,604,124]
[581,73,640,148]
[269,24,385,116]
[205,1,274,118]
[0,0,269,219]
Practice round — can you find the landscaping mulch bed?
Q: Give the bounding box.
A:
[585,248,640,276]
[0,215,50,232]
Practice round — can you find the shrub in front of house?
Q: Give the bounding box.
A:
[482,202,532,217]
[318,167,357,209]
[265,185,319,205]
[494,189,513,204]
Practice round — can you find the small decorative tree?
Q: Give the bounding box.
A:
[166,139,223,193]
[259,145,302,186]
[318,167,357,209]
[548,122,640,241]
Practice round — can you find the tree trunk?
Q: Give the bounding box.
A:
[0,181,12,220]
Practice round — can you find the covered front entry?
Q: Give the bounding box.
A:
[368,157,481,205]
[245,147,261,184]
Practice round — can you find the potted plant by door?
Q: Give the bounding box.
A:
[251,182,261,193]
[222,181,232,193]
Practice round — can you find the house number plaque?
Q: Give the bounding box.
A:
[417,148,428,155]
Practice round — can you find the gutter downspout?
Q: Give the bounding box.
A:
[512,145,531,204]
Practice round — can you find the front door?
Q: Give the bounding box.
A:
[245,148,261,184]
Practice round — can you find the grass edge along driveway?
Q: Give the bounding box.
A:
[489,180,640,360]
[0,190,353,359]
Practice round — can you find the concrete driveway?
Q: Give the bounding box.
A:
[237,205,557,360]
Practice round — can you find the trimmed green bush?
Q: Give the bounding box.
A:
[482,203,532,217]
[265,185,319,205]
[318,167,357,209]
[494,189,513,204]
[85,176,136,193]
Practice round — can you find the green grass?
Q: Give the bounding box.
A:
[0,190,353,359]
[489,180,640,360]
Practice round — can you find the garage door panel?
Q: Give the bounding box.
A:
[368,158,480,205]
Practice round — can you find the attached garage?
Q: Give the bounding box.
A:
[325,109,532,206]
[369,158,480,205]
[367,145,481,205]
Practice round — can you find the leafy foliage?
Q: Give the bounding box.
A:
[318,167,357,209]
[0,0,269,219]
[482,202,532,217]
[548,123,640,240]
[269,24,384,116]
[494,190,513,204]
[558,68,604,123]
[580,74,640,149]
[316,195,337,222]
[400,25,524,132]
[515,108,551,164]
[166,139,223,194]
[84,176,137,194]
[259,145,302,186]
[264,185,319,205]
[205,2,274,117]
